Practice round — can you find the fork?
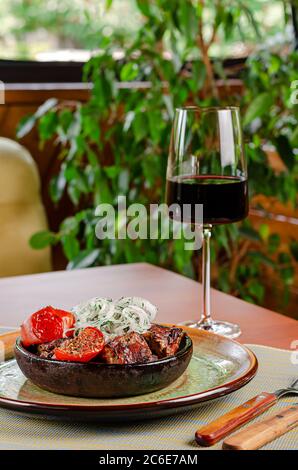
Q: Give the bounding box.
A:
[195,377,298,446]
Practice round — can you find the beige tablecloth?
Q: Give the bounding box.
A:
[0,344,297,450]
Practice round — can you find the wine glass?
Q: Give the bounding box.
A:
[166,106,248,339]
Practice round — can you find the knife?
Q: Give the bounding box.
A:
[223,404,298,450]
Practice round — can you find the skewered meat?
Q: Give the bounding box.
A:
[101,332,155,364]
[36,338,68,359]
[143,324,184,358]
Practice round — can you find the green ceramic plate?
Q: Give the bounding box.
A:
[0,327,257,422]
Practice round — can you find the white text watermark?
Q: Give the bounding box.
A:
[94,196,203,250]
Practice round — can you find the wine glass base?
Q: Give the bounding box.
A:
[179,319,241,339]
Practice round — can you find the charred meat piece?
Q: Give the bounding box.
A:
[36,338,67,359]
[143,324,184,358]
[101,332,155,364]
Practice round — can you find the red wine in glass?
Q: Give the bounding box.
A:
[166,175,248,225]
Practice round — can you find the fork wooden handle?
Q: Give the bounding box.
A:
[195,392,277,446]
[223,405,298,450]
[0,330,20,361]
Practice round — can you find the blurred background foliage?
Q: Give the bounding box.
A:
[17,0,298,311]
[0,0,291,60]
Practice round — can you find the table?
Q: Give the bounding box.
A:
[0,263,297,349]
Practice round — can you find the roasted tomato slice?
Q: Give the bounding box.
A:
[21,306,75,348]
[54,327,105,363]
[52,308,75,337]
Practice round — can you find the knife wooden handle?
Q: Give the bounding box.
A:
[0,330,20,361]
[223,405,298,450]
[195,392,277,446]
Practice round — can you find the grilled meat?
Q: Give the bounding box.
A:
[101,331,155,364]
[143,324,184,358]
[35,324,185,363]
[36,338,67,359]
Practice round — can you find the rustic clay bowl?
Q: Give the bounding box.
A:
[14,334,193,398]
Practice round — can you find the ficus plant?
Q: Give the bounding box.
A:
[17,0,298,311]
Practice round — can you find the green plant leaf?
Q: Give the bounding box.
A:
[16,115,37,139]
[60,216,79,235]
[239,227,261,242]
[248,280,265,302]
[243,92,273,125]
[189,60,206,93]
[132,112,147,142]
[177,0,197,43]
[118,168,130,193]
[49,172,66,203]
[248,251,275,268]
[135,0,151,17]
[273,135,295,171]
[95,178,113,205]
[259,223,269,241]
[104,166,119,179]
[279,266,294,285]
[67,184,81,205]
[268,233,280,254]
[120,63,139,81]
[278,252,291,264]
[59,109,73,132]
[29,231,56,249]
[291,126,298,147]
[35,98,58,118]
[290,240,298,261]
[38,111,59,141]
[61,235,80,261]
[67,248,100,269]
[105,0,113,10]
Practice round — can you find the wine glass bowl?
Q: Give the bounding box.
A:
[166,106,248,339]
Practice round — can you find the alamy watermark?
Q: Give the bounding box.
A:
[94,196,203,250]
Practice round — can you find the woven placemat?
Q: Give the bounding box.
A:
[0,344,297,450]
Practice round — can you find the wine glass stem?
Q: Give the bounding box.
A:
[201,225,212,325]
